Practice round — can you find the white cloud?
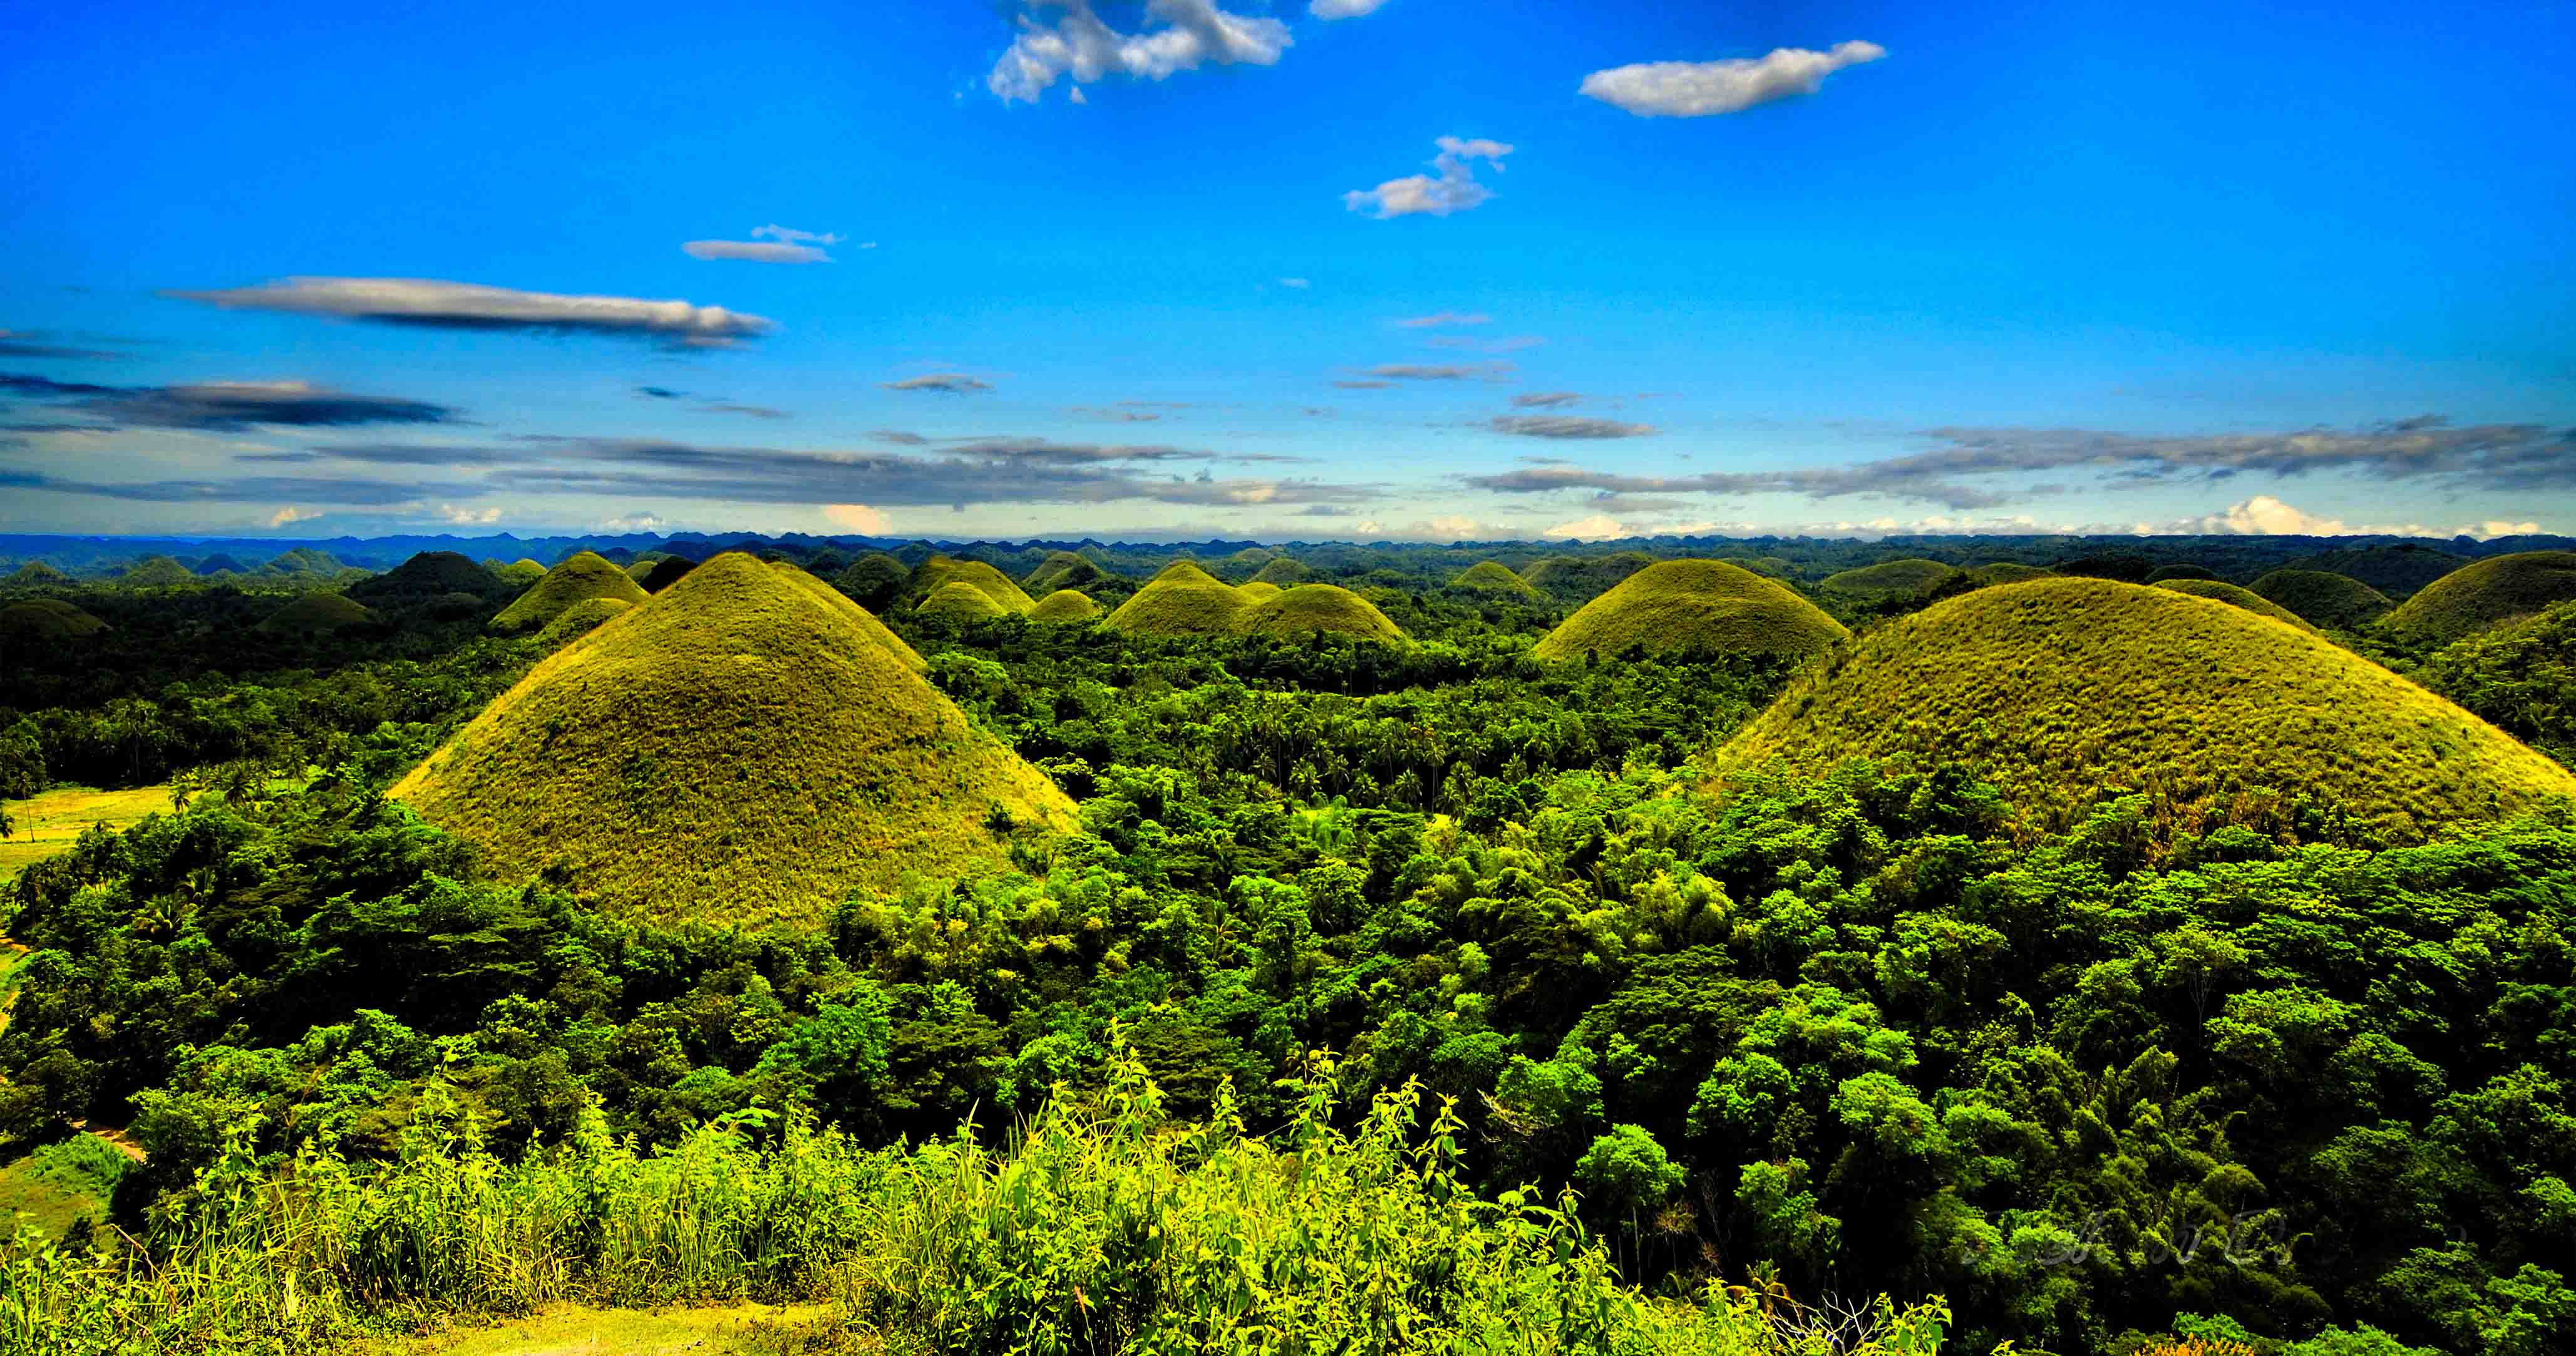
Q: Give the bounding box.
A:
[882,373,995,394]
[438,504,503,525]
[754,225,842,246]
[1393,311,1490,328]
[599,512,668,532]
[1069,86,1089,105]
[268,505,318,528]
[1309,0,1389,16]
[2160,496,2548,540]
[1351,513,1507,541]
[1543,513,1627,541]
[683,240,831,264]
[1279,276,1312,289]
[169,277,775,346]
[989,0,1292,103]
[1580,41,1885,117]
[822,502,892,533]
[1344,136,1513,219]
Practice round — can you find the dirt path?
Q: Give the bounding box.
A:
[68,1119,147,1164]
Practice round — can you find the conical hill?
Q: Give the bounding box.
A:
[1024,551,1111,594]
[493,559,548,587]
[1450,561,1541,598]
[1237,582,1284,601]
[389,552,1074,924]
[2249,569,2391,630]
[2153,579,2316,633]
[1,598,108,640]
[1720,577,2576,838]
[918,579,1012,621]
[914,556,1035,614]
[1240,584,1407,644]
[1029,589,1102,623]
[257,593,372,636]
[491,551,649,633]
[2381,551,2576,644]
[351,551,500,604]
[3,562,73,590]
[1820,559,1960,599]
[770,563,926,673]
[1532,560,1847,661]
[533,596,631,646]
[1105,561,1250,636]
[1250,556,1310,586]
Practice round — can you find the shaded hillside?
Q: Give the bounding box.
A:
[2380,551,2576,644]
[2250,569,2392,630]
[490,551,649,633]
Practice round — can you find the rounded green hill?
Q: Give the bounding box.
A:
[2144,564,2220,583]
[1532,560,1847,662]
[1105,561,1251,637]
[914,556,1035,614]
[118,556,198,589]
[1237,581,1284,601]
[1966,562,2053,587]
[835,553,909,610]
[257,592,373,636]
[2381,551,2576,644]
[1023,551,1111,594]
[1820,559,1961,600]
[1521,552,1654,600]
[490,551,651,633]
[1720,577,2576,839]
[493,559,548,587]
[770,563,927,674]
[634,557,696,593]
[2153,579,2317,633]
[1029,589,1102,623]
[533,596,631,646]
[1220,547,1277,581]
[0,598,108,640]
[917,579,1012,622]
[2249,569,2391,630]
[1250,556,1311,587]
[1240,584,1407,644]
[389,552,1075,924]
[351,551,500,604]
[2285,544,2467,597]
[1450,561,1542,598]
[3,561,73,590]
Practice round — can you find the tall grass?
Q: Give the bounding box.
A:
[0,1048,1949,1355]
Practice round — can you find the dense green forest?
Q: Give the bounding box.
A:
[1,538,2572,1355]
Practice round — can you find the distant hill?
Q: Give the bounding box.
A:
[634,557,696,593]
[2153,579,2317,633]
[835,554,908,610]
[349,551,502,605]
[2143,564,2220,583]
[1029,589,1101,623]
[1239,584,1407,644]
[1820,558,1960,600]
[0,598,108,641]
[2249,569,2392,629]
[1023,550,1112,594]
[1520,552,1654,601]
[2283,544,2468,598]
[2380,551,2576,644]
[1721,577,2576,838]
[1449,561,1542,598]
[117,556,198,589]
[533,596,632,646]
[492,559,549,587]
[256,593,372,636]
[1237,581,1284,601]
[1105,561,1253,636]
[1,562,71,591]
[1532,560,1846,661]
[918,579,1012,621]
[1250,556,1311,587]
[490,551,649,633]
[391,552,1074,924]
[915,556,1036,614]
[1966,562,2053,587]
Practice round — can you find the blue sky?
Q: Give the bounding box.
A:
[3,0,2571,542]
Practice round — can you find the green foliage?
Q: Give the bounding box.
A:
[1022,550,1113,595]
[2381,551,2576,644]
[2249,570,2393,630]
[0,599,108,641]
[115,557,199,591]
[834,553,909,611]
[2418,599,2576,763]
[254,591,372,637]
[2282,546,2468,598]
[488,550,650,633]
[1534,561,1847,663]
[391,554,1075,923]
[348,552,507,607]
[1724,577,2576,842]
[1965,562,2053,587]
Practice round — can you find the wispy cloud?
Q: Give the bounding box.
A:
[1393,311,1491,328]
[168,277,775,348]
[1307,0,1388,16]
[1345,137,1512,219]
[1333,379,1393,390]
[684,224,845,264]
[1278,277,1312,289]
[1490,414,1656,439]
[1370,361,1513,380]
[1580,41,1887,117]
[882,373,994,394]
[1513,391,1580,408]
[989,0,1292,103]
[0,329,126,361]
[702,402,789,420]
[1,373,455,432]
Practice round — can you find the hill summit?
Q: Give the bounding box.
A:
[1533,560,1846,661]
[1721,577,2576,838]
[1105,561,1252,636]
[490,551,649,633]
[2381,551,2576,644]
[390,552,1074,923]
[1239,584,1408,643]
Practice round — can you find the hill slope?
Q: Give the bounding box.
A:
[2153,578,2317,633]
[1721,577,2576,838]
[2282,544,2467,597]
[1250,556,1311,587]
[0,598,108,640]
[2381,551,2576,644]
[1023,551,1111,594]
[1239,584,1408,643]
[490,552,650,633]
[1820,559,1960,599]
[2249,569,2392,629]
[1236,581,1284,601]
[257,593,372,636]
[390,552,1075,924]
[532,596,631,646]
[1105,561,1250,636]
[770,564,927,673]
[1029,589,1101,623]
[349,551,498,604]
[917,579,1012,621]
[915,557,1035,614]
[1966,562,2053,587]
[1532,560,1846,661]
[1450,561,1542,598]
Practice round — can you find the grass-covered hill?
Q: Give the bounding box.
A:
[1449,560,1542,597]
[1819,558,1961,599]
[1105,561,1253,636]
[255,592,372,636]
[1966,562,2053,587]
[633,556,696,593]
[2249,569,2393,629]
[918,578,1013,621]
[1532,559,1847,662]
[390,552,1075,924]
[1023,549,1112,594]
[915,556,1036,614]
[0,597,108,640]
[2143,563,2220,582]
[532,594,631,645]
[492,558,547,587]
[773,562,927,673]
[1721,577,2576,837]
[1029,587,1101,623]
[2379,550,2576,644]
[117,555,198,589]
[1237,581,1284,601]
[1239,584,1408,644]
[1718,554,1793,577]
[489,551,650,633]
[2,561,73,590]
[348,551,503,606]
[2154,577,2317,632]
[1520,551,1653,601]
[1250,556,1311,587]
[835,552,909,610]
[2284,544,2468,597]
